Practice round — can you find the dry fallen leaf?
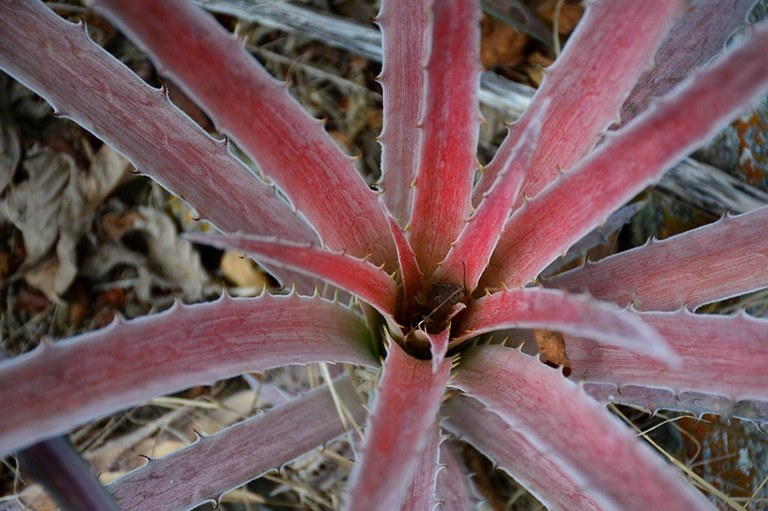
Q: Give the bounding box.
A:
[481,15,529,69]
[533,0,584,35]
[131,206,209,300]
[533,328,571,373]
[1,144,128,299]
[220,250,269,289]
[525,51,554,87]
[82,206,209,302]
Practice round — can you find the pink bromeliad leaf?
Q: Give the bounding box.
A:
[482,24,768,289]
[621,0,758,123]
[16,438,118,511]
[94,0,397,270]
[3,1,767,508]
[435,99,545,290]
[474,0,685,204]
[0,294,374,457]
[454,288,675,362]
[584,385,768,426]
[399,422,440,511]
[386,213,423,307]
[406,0,481,277]
[547,207,768,311]
[346,341,451,511]
[407,328,451,374]
[568,311,768,407]
[540,200,647,279]
[443,395,606,510]
[434,442,479,510]
[0,0,312,243]
[187,233,399,317]
[451,345,715,510]
[377,0,429,224]
[109,377,366,511]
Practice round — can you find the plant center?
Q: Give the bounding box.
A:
[405,281,467,336]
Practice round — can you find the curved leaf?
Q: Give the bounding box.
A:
[434,441,478,511]
[475,0,685,203]
[547,207,768,311]
[94,0,397,270]
[407,0,481,277]
[454,288,674,362]
[435,100,544,291]
[0,0,312,243]
[377,0,430,224]
[399,422,441,511]
[110,377,366,511]
[568,310,768,403]
[482,23,768,289]
[621,0,758,123]
[188,233,400,317]
[346,341,450,510]
[386,213,423,308]
[451,345,714,511]
[585,383,768,425]
[443,395,607,510]
[0,294,374,456]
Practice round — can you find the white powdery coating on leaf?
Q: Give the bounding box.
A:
[456,288,678,363]
[568,310,768,404]
[547,207,768,311]
[451,345,714,511]
[110,378,366,511]
[346,341,451,511]
[0,293,374,456]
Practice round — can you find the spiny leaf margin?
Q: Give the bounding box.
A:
[0,293,374,456]
[451,345,714,510]
[109,377,366,511]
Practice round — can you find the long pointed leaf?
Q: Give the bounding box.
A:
[0,294,374,456]
[94,0,397,269]
[482,23,768,288]
[621,0,758,123]
[584,383,768,425]
[346,341,450,510]
[451,345,714,510]
[475,0,685,203]
[110,377,366,511]
[399,422,441,511]
[568,310,768,404]
[455,288,674,362]
[547,207,768,311]
[443,395,608,510]
[188,233,400,317]
[434,441,478,511]
[386,213,423,308]
[407,0,481,277]
[435,102,544,290]
[0,0,312,243]
[377,0,429,224]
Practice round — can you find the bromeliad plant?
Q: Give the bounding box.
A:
[1,0,768,509]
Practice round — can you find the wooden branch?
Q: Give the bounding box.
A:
[655,157,768,215]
